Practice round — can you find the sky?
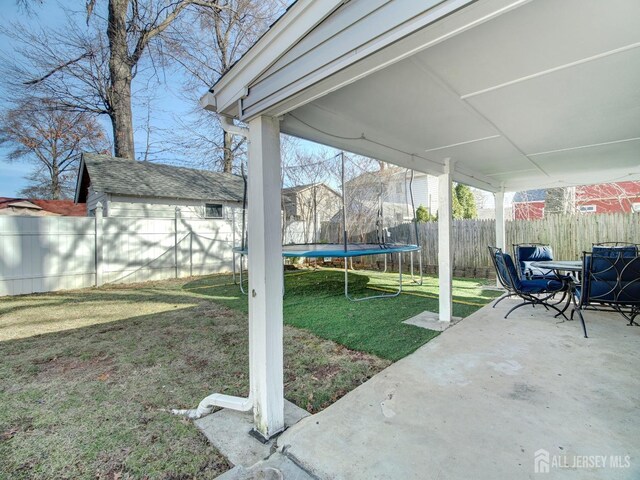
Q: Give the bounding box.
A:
[0,1,199,197]
[0,1,508,209]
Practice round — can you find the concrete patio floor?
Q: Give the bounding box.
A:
[276,299,639,479]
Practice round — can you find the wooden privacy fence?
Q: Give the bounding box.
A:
[321,213,639,277]
[0,206,239,296]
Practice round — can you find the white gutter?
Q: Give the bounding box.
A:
[172,393,252,419]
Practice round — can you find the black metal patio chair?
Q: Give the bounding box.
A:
[571,252,640,338]
[488,246,570,320]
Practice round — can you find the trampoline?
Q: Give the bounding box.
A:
[233,152,424,301]
[233,243,421,301]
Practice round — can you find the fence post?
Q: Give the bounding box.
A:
[174,207,180,279]
[95,202,104,287]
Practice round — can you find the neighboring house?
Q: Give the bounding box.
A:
[513,182,640,219]
[282,183,341,244]
[0,197,86,216]
[346,166,439,225]
[75,153,244,219]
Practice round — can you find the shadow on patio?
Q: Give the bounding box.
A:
[277,298,639,480]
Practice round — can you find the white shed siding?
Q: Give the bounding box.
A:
[106,195,241,220]
[87,188,108,216]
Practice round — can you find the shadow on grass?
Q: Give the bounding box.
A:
[0,285,388,479]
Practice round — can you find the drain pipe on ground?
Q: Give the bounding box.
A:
[172,393,253,419]
[172,114,251,420]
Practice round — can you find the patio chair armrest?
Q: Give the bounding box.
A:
[545,278,569,293]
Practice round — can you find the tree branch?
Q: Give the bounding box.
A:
[24,52,94,86]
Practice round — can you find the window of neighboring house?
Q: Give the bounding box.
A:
[205,203,224,218]
[578,205,596,213]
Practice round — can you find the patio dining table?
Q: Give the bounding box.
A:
[529,260,582,273]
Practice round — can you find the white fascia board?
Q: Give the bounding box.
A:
[210,0,345,115]
[452,168,501,193]
[245,0,532,120]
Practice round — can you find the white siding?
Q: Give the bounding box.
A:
[106,195,242,220]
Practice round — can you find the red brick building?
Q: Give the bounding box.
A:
[512,182,640,220]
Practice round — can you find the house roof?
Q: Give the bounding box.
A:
[76,154,245,203]
[282,182,340,197]
[0,197,86,216]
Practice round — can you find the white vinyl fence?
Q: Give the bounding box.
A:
[0,206,239,296]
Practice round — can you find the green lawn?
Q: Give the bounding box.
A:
[183,268,501,361]
[0,268,500,479]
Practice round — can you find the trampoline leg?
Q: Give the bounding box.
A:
[238,254,248,295]
[232,252,237,284]
[409,250,424,286]
[344,251,403,301]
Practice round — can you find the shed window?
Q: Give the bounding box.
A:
[205,203,224,218]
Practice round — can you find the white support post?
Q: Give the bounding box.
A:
[494,189,506,287]
[247,115,285,440]
[494,189,506,250]
[438,159,454,323]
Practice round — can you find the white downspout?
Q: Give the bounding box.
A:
[220,115,249,138]
[172,393,253,419]
[172,113,251,420]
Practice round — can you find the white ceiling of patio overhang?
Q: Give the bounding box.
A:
[209,0,640,193]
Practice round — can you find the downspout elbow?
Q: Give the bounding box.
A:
[220,115,249,138]
[172,393,252,419]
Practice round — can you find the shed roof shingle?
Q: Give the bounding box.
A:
[80,153,244,203]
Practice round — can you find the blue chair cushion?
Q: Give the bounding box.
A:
[516,245,556,279]
[583,254,640,305]
[520,279,565,294]
[592,245,637,258]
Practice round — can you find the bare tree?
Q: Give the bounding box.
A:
[4,1,238,160]
[164,0,285,172]
[545,186,576,215]
[0,100,110,199]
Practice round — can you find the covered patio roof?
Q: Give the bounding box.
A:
[197,0,640,440]
[205,0,640,192]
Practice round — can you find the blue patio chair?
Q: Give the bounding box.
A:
[571,252,640,338]
[488,246,569,320]
[591,242,638,258]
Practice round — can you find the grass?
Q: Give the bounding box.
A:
[0,283,389,479]
[0,268,500,479]
[183,267,501,361]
